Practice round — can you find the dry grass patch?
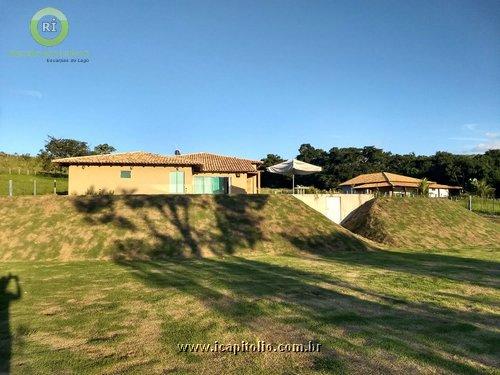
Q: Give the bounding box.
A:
[0,195,369,261]
[2,249,499,373]
[342,197,500,249]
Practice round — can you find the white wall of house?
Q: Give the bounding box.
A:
[429,188,449,198]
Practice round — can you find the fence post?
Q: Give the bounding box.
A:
[53,180,57,195]
[468,195,472,211]
[33,180,37,196]
[8,180,12,197]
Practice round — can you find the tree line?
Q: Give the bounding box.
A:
[260,144,500,197]
[0,136,117,175]
[1,137,498,196]
[38,136,116,169]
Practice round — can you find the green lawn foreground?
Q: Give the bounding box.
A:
[1,247,499,374]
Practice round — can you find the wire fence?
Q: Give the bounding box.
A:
[0,167,40,176]
[260,187,341,195]
[450,196,499,216]
[0,177,68,196]
[0,167,67,178]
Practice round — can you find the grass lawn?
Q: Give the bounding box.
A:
[0,173,68,196]
[0,195,368,260]
[1,247,499,374]
[342,197,500,249]
[453,196,500,216]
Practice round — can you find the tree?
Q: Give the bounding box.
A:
[93,144,116,155]
[260,154,285,168]
[259,144,500,197]
[482,150,500,196]
[471,179,495,198]
[38,136,90,171]
[361,146,390,172]
[297,144,328,188]
[298,144,328,165]
[38,136,90,159]
[418,178,430,196]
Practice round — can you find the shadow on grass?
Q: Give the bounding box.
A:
[333,249,500,289]
[72,194,271,258]
[282,231,369,254]
[0,274,21,374]
[116,256,499,373]
[286,232,500,289]
[213,195,269,254]
[71,193,499,371]
[73,193,136,230]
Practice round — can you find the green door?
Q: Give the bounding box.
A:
[193,176,228,194]
[169,171,185,194]
[194,176,204,194]
[211,177,225,194]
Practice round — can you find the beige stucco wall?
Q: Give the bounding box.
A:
[68,165,257,195]
[294,193,374,223]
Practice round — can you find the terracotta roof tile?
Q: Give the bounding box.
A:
[180,152,260,172]
[429,183,462,189]
[339,172,422,186]
[351,181,427,189]
[52,151,261,173]
[52,151,195,166]
[341,172,462,190]
[352,182,392,189]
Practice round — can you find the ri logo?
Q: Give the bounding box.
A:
[42,18,58,32]
[30,7,69,47]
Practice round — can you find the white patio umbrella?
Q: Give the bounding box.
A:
[266,159,322,194]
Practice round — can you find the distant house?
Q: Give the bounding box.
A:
[52,151,261,195]
[338,172,461,197]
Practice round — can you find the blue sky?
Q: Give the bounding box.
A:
[1,0,499,159]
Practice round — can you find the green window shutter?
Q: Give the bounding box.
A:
[169,172,184,194]
[169,172,177,193]
[194,177,204,194]
[211,177,218,194]
[177,172,184,193]
[120,170,131,178]
[212,177,225,194]
[203,177,212,194]
[193,176,227,194]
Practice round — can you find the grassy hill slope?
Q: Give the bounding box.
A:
[0,194,369,261]
[342,197,500,249]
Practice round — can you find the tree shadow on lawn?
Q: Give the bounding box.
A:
[73,193,136,230]
[116,257,499,374]
[72,194,270,258]
[284,233,500,290]
[72,194,498,371]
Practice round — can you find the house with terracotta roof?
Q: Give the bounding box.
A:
[52,151,261,195]
[338,172,461,197]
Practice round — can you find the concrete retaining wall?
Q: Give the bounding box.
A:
[294,193,374,224]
